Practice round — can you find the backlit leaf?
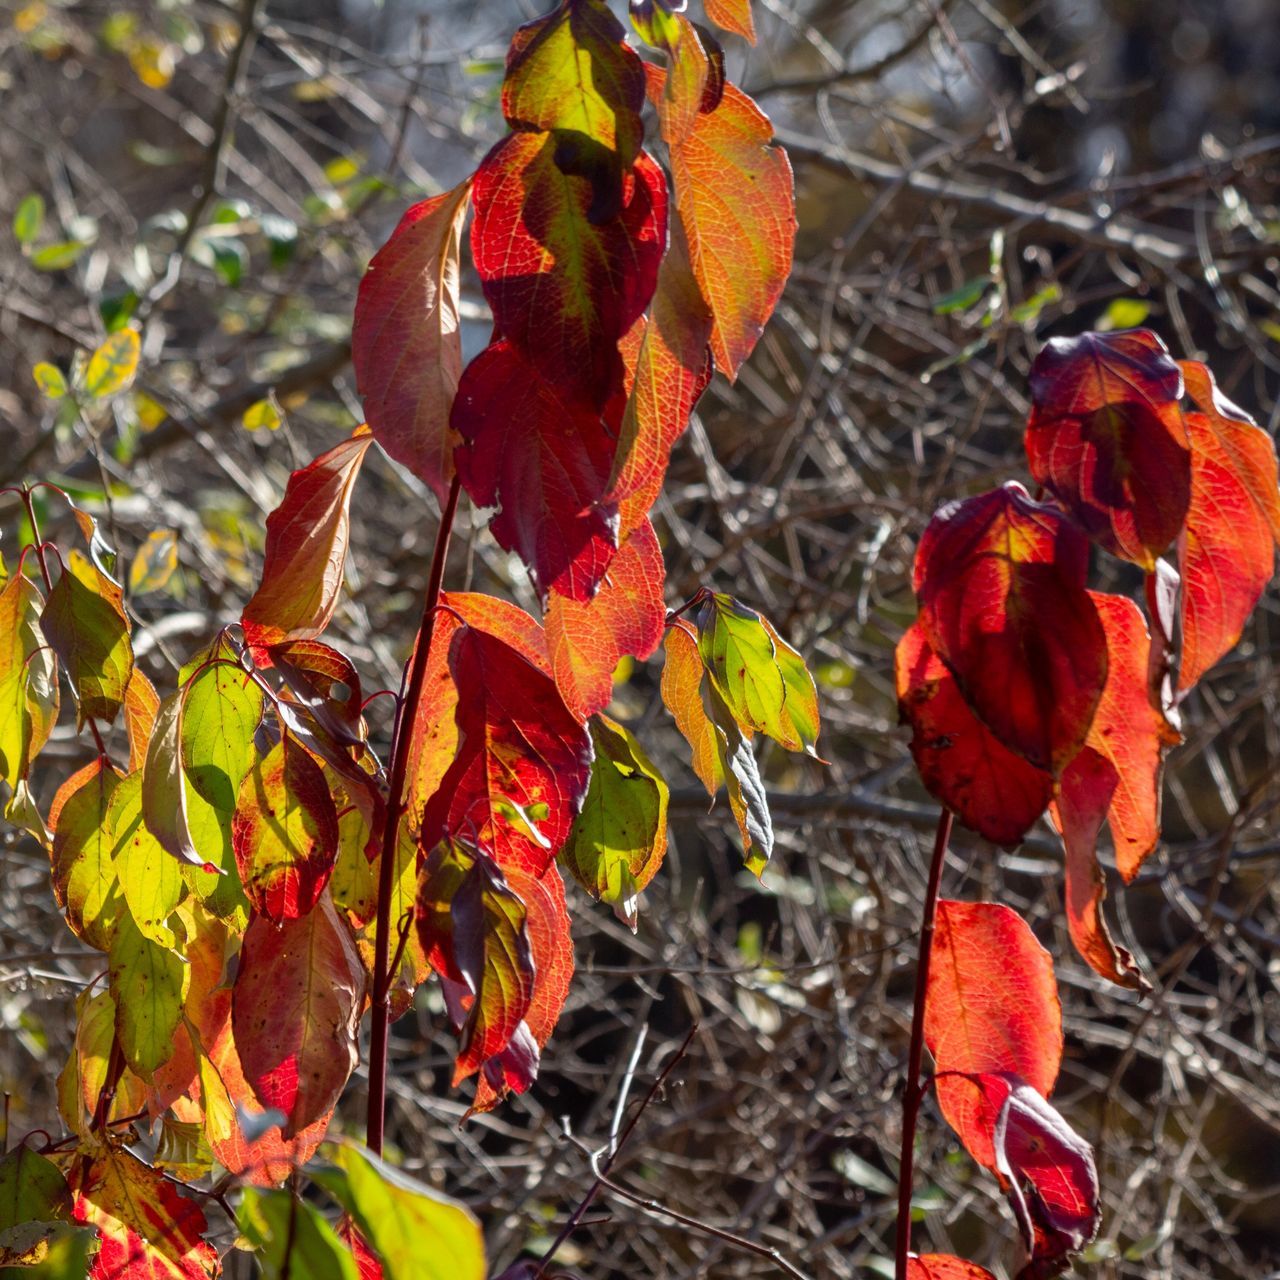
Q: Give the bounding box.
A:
[143,690,204,868]
[83,328,141,400]
[896,621,1053,847]
[58,988,147,1137]
[238,1187,360,1280]
[352,183,471,505]
[233,736,340,921]
[452,339,620,602]
[0,573,59,789]
[50,759,125,950]
[70,1147,217,1279]
[1176,359,1280,691]
[925,900,1062,1169]
[631,10,720,146]
[42,549,133,725]
[108,907,188,1077]
[561,714,668,928]
[242,396,283,432]
[704,0,756,42]
[13,192,45,245]
[122,667,159,772]
[914,483,1108,775]
[322,1142,485,1280]
[232,892,364,1137]
[470,130,666,404]
[663,72,793,378]
[544,518,665,718]
[271,640,367,747]
[111,770,184,946]
[32,360,67,399]
[420,625,593,877]
[660,618,722,795]
[707,679,772,874]
[907,1258,998,1280]
[240,427,374,649]
[1024,329,1188,569]
[694,592,820,755]
[128,530,179,595]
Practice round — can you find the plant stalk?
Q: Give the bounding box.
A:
[366,475,461,1155]
[894,806,954,1280]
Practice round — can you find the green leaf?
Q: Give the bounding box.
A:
[0,574,59,790]
[30,240,88,271]
[1098,297,1152,331]
[82,329,141,400]
[50,759,126,951]
[706,680,773,875]
[238,1187,360,1280]
[0,1147,72,1232]
[109,771,184,946]
[107,908,187,1077]
[41,549,133,725]
[932,277,990,314]
[209,237,246,287]
[561,715,668,929]
[694,593,821,755]
[13,193,45,246]
[99,289,140,334]
[31,362,68,400]
[316,1141,486,1280]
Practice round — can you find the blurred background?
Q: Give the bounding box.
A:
[2,1,1279,1277]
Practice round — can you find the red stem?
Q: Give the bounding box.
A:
[894,807,954,1280]
[365,475,462,1155]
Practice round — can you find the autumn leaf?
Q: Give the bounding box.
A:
[704,0,757,43]
[544,518,665,719]
[452,339,620,603]
[129,529,179,595]
[661,617,722,794]
[925,900,1062,1169]
[142,690,205,869]
[240,427,374,650]
[1176,359,1280,691]
[238,1187,360,1280]
[561,714,668,929]
[420,625,593,877]
[896,621,1054,847]
[0,573,59,790]
[71,1146,218,1280]
[233,736,341,922]
[82,327,141,400]
[271,639,367,750]
[122,667,159,772]
[660,71,794,379]
[469,130,666,405]
[110,770,185,946]
[41,548,133,725]
[50,758,125,950]
[0,1146,73,1265]
[914,482,1108,775]
[109,908,188,1077]
[1024,328,1189,569]
[352,183,471,505]
[630,10,723,146]
[232,892,364,1137]
[907,1258,998,1280]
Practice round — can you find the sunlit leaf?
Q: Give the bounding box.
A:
[143,690,204,868]
[31,240,88,271]
[128,529,179,595]
[706,678,772,874]
[242,396,284,432]
[0,573,59,790]
[703,0,756,43]
[13,192,45,245]
[561,714,668,929]
[122,666,159,772]
[111,770,185,946]
[108,907,188,1077]
[238,1187,360,1280]
[907,1257,998,1280]
[231,892,364,1137]
[352,182,471,505]
[660,617,722,796]
[32,361,67,400]
[83,328,141,400]
[50,758,126,950]
[240,427,374,649]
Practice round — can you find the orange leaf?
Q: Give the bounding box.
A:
[122,668,159,772]
[71,1147,218,1279]
[925,900,1061,1169]
[895,621,1053,847]
[352,183,471,505]
[907,1258,998,1280]
[660,618,721,796]
[663,73,793,379]
[704,0,757,43]
[1024,329,1189,569]
[1176,359,1280,690]
[240,428,374,650]
[545,518,665,719]
[231,893,364,1137]
[914,483,1108,775]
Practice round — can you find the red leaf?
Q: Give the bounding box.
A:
[470,861,575,1114]
[950,1073,1101,1279]
[241,428,374,650]
[925,900,1062,1169]
[607,218,713,535]
[704,0,757,44]
[232,893,364,1137]
[453,339,620,602]
[1024,329,1189,569]
[271,640,367,748]
[232,736,340,922]
[663,73,793,379]
[470,130,667,404]
[545,518,665,719]
[907,1257,998,1280]
[339,1218,384,1280]
[420,625,593,877]
[895,621,1053,846]
[71,1147,218,1280]
[1176,359,1280,691]
[914,482,1108,775]
[352,184,471,505]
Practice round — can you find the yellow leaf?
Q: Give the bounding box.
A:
[83,328,141,399]
[128,530,179,595]
[133,389,168,431]
[242,396,283,432]
[13,2,46,34]
[128,37,176,89]
[32,361,67,400]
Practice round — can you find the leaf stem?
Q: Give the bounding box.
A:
[894,806,953,1280]
[366,475,462,1155]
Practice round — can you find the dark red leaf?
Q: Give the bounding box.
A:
[1025,329,1188,568]
[452,339,619,602]
[1176,359,1280,691]
[914,482,1108,775]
